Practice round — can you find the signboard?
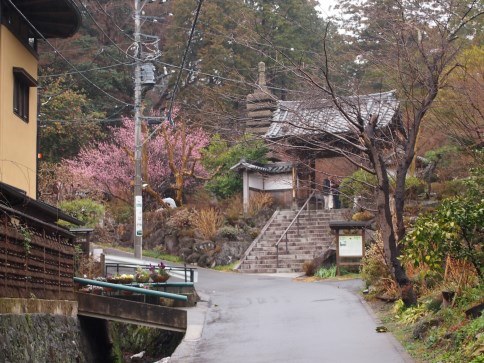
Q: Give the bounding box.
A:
[135,196,142,236]
[339,235,363,257]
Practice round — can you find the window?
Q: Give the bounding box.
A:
[13,68,37,122]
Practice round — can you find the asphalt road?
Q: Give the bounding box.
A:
[171,268,414,363]
[100,248,413,363]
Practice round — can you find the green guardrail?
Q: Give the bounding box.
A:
[74,277,188,302]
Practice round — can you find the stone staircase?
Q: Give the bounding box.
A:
[237,208,346,273]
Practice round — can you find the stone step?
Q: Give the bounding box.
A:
[238,267,302,274]
[241,253,314,261]
[252,244,328,251]
[237,208,349,273]
[239,262,306,271]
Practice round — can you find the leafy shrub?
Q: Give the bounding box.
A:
[248,192,273,217]
[339,169,378,208]
[193,208,225,241]
[314,265,337,278]
[402,173,483,280]
[107,200,132,224]
[393,299,429,325]
[217,226,240,240]
[432,179,468,199]
[404,176,426,199]
[59,198,105,228]
[203,134,268,199]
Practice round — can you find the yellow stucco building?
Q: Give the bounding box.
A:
[0,0,80,198]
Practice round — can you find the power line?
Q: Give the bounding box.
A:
[166,0,204,125]
[39,61,135,78]
[80,1,139,60]
[92,0,135,42]
[5,0,132,107]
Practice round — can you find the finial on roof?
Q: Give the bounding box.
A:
[258,61,267,88]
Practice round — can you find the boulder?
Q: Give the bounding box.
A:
[179,247,193,258]
[214,240,250,266]
[197,254,215,268]
[164,234,179,254]
[194,241,215,253]
[179,236,195,250]
[185,252,201,264]
[312,248,336,269]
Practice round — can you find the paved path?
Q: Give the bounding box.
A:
[100,248,412,363]
[171,268,414,363]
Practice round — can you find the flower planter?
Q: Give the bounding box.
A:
[135,275,150,283]
[150,274,170,283]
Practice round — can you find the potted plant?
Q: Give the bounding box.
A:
[135,267,150,283]
[106,275,119,284]
[149,262,170,283]
[118,274,134,284]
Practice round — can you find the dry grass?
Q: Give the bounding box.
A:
[302,260,317,276]
[193,208,225,241]
[443,257,480,293]
[361,232,402,299]
[224,195,243,223]
[248,192,273,217]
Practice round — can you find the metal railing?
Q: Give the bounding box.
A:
[275,190,316,268]
[233,208,280,271]
[74,277,188,301]
[104,263,197,283]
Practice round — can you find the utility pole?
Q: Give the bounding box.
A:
[133,0,143,259]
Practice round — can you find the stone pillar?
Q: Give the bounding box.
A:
[243,169,249,214]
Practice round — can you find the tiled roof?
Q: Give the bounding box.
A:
[230,160,293,174]
[265,91,399,138]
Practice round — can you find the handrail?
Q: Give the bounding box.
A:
[74,277,188,301]
[104,262,197,283]
[233,208,280,271]
[275,190,316,268]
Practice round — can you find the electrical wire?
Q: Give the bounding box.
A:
[5,0,132,107]
[39,61,136,78]
[92,0,135,42]
[166,0,204,125]
[80,1,139,60]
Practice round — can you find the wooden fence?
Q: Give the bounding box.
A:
[0,210,76,300]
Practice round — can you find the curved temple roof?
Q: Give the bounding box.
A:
[10,0,81,38]
[266,91,399,139]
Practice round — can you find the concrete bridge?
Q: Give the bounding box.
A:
[77,293,187,332]
[74,277,191,332]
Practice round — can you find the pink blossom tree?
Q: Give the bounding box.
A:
[64,117,210,207]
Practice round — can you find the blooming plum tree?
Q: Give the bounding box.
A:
[64,117,210,207]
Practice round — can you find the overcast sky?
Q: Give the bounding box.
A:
[316,0,338,17]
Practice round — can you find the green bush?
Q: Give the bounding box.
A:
[59,198,104,228]
[217,226,240,240]
[404,176,426,199]
[314,265,337,278]
[202,134,268,199]
[402,170,483,280]
[339,169,378,208]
